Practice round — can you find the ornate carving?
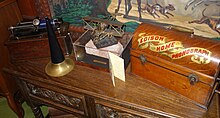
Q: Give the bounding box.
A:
[26,83,82,110]
[96,104,142,118]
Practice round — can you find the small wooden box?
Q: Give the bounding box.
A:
[5,33,73,62]
[131,23,220,109]
[73,30,133,71]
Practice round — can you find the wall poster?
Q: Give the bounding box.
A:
[48,0,220,39]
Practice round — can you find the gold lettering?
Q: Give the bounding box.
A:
[190,49,194,53]
[181,50,186,56]
[139,37,143,44]
[137,34,212,64]
[197,49,202,54]
[150,36,154,40]
[161,46,165,51]
[165,43,171,49]
[172,53,178,59]
[202,50,209,56]
[159,36,164,42]
[186,49,190,54]
[155,36,159,40]
[156,46,161,51]
[144,37,148,42]
[194,49,199,53]
[171,42,175,47]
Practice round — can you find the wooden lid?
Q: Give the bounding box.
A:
[132,23,220,84]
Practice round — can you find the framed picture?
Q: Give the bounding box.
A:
[38,0,220,39]
[108,0,220,39]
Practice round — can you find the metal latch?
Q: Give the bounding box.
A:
[214,77,220,94]
[188,74,199,85]
[214,63,220,94]
[165,25,194,38]
[139,54,147,64]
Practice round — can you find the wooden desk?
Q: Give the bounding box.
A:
[2,57,220,118]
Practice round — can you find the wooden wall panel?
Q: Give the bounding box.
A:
[17,0,37,19]
[0,0,22,70]
[0,1,23,117]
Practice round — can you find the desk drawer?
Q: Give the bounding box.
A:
[48,107,83,118]
[26,83,87,116]
[95,100,169,118]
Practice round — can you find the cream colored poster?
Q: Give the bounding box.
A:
[108,0,220,38]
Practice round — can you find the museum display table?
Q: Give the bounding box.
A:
[2,56,220,118]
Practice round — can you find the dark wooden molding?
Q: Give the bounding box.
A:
[96,104,141,118]
[0,0,16,8]
[27,83,83,110]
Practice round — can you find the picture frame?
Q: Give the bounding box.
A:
[35,0,220,39]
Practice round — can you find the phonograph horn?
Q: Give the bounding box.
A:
[45,17,74,77]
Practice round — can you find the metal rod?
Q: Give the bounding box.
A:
[9,25,34,30]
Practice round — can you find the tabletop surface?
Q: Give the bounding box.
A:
[3,56,220,118]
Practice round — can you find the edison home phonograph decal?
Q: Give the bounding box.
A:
[137,33,212,64]
[47,0,220,39]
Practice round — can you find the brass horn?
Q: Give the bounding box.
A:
[45,17,74,77]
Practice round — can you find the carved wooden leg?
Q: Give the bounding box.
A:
[1,73,24,118]
[31,106,44,118]
[16,79,44,118]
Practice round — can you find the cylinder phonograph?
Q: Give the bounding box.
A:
[45,17,74,77]
[9,17,63,40]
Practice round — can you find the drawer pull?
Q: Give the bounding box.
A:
[93,60,107,65]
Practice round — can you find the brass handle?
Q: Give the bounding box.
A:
[188,74,199,85]
[215,78,220,94]
[93,60,107,65]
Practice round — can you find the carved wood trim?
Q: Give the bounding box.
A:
[95,100,171,118]
[96,104,142,118]
[26,83,83,111]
